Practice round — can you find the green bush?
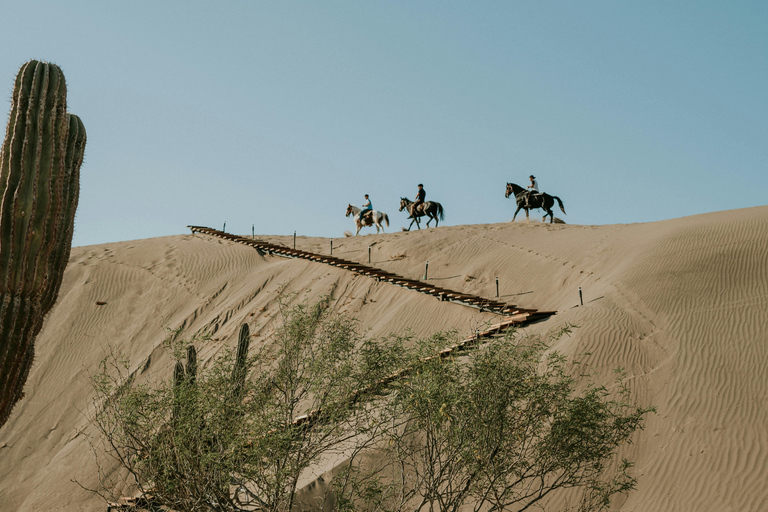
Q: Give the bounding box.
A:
[90,302,652,512]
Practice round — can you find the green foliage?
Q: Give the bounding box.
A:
[0,60,86,429]
[90,299,404,512]
[336,328,654,512]
[91,303,652,512]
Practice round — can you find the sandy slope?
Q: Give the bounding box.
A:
[1,206,767,511]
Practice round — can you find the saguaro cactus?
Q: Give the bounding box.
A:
[0,60,86,429]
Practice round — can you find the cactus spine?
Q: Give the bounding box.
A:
[0,60,86,429]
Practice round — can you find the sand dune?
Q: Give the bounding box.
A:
[1,206,767,511]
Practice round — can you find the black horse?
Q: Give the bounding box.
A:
[399,197,445,230]
[505,183,566,223]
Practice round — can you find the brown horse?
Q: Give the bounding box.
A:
[505,183,566,223]
[399,197,445,230]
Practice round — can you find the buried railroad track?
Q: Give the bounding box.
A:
[188,225,554,318]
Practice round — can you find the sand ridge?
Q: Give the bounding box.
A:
[1,206,768,511]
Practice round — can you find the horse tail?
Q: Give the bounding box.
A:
[553,196,566,215]
[384,213,389,227]
[436,202,445,221]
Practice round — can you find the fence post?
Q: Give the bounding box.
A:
[223,221,226,232]
[579,287,583,306]
[293,231,296,249]
[368,245,371,264]
[424,261,429,280]
[252,224,255,239]
[330,239,333,256]
[496,277,499,297]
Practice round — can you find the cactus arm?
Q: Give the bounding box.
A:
[41,113,84,312]
[186,345,197,385]
[231,324,250,399]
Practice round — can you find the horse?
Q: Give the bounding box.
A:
[505,183,566,223]
[399,197,445,231]
[345,204,390,235]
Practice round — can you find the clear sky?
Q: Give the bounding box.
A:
[2,1,766,247]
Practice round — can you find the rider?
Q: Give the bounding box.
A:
[525,175,540,207]
[358,194,372,223]
[410,184,425,218]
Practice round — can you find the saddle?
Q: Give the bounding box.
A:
[360,210,373,222]
[523,192,543,207]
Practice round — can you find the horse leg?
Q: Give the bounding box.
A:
[513,206,522,222]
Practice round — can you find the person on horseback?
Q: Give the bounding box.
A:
[358,194,372,223]
[526,175,541,207]
[410,184,425,218]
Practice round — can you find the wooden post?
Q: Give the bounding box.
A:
[424,261,429,280]
[330,239,333,255]
[579,287,583,306]
[293,231,296,249]
[223,221,226,232]
[496,277,499,297]
[252,224,255,239]
[368,245,371,264]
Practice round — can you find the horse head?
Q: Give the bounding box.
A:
[345,204,354,217]
[506,183,524,199]
[399,197,409,211]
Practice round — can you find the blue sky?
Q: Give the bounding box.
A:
[1,1,766,247]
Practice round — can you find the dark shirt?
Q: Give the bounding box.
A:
[416,188,426,202]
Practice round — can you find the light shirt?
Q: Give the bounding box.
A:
[362,199,372,210]
[529,179,539,192]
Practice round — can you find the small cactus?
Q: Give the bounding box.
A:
[231,324,250,400]
[172,361,186,422]
[186,345,197,385]
[0,60,86,429]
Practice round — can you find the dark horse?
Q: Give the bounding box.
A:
[505,183,566,223]
[399,197,445,230]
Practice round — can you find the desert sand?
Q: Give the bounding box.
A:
[1,206,768,511]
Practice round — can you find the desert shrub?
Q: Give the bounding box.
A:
[90,303,652,512]
[90,299,406,511]
[334,328,654,512]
